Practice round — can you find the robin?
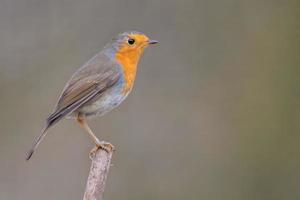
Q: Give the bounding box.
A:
[26,31,158,160]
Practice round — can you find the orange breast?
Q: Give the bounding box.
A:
[115,49,142,94]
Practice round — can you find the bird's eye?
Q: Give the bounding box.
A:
[128,38,135,45]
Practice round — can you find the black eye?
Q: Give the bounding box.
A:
[128,38,135,45]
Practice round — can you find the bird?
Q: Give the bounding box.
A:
[26,31,158,160]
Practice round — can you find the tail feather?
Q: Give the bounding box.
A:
[25,112,64,161]
[26,125,50,160]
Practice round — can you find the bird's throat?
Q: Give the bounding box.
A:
[115,50,141,93]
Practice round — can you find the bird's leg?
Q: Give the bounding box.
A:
[76,115,115,158]
[77,115,101,145]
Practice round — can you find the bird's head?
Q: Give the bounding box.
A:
[106,31,158,67]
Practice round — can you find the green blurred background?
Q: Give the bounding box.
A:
[0,0,299,199]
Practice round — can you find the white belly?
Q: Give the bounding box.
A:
[79,91,128,117]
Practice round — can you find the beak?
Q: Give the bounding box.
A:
[148,40,159,45]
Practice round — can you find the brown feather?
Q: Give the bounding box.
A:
[26,53,121,160]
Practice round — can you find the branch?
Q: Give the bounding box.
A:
[83,143,114,200]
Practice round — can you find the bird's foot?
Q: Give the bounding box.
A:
[89,141,115,159]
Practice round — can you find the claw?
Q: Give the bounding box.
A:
[89,146,98,159]
[89,141,115,159]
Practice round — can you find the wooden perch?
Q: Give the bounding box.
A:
[83,143,115,200]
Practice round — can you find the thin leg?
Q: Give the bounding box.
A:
[77,115,101,145]
[76,114,115,157]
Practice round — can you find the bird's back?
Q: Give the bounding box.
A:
[50,51,122,119]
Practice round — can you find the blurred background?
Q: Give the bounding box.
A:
[0,0,299,199]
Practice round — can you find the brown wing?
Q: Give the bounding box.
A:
[48,53,121,127]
